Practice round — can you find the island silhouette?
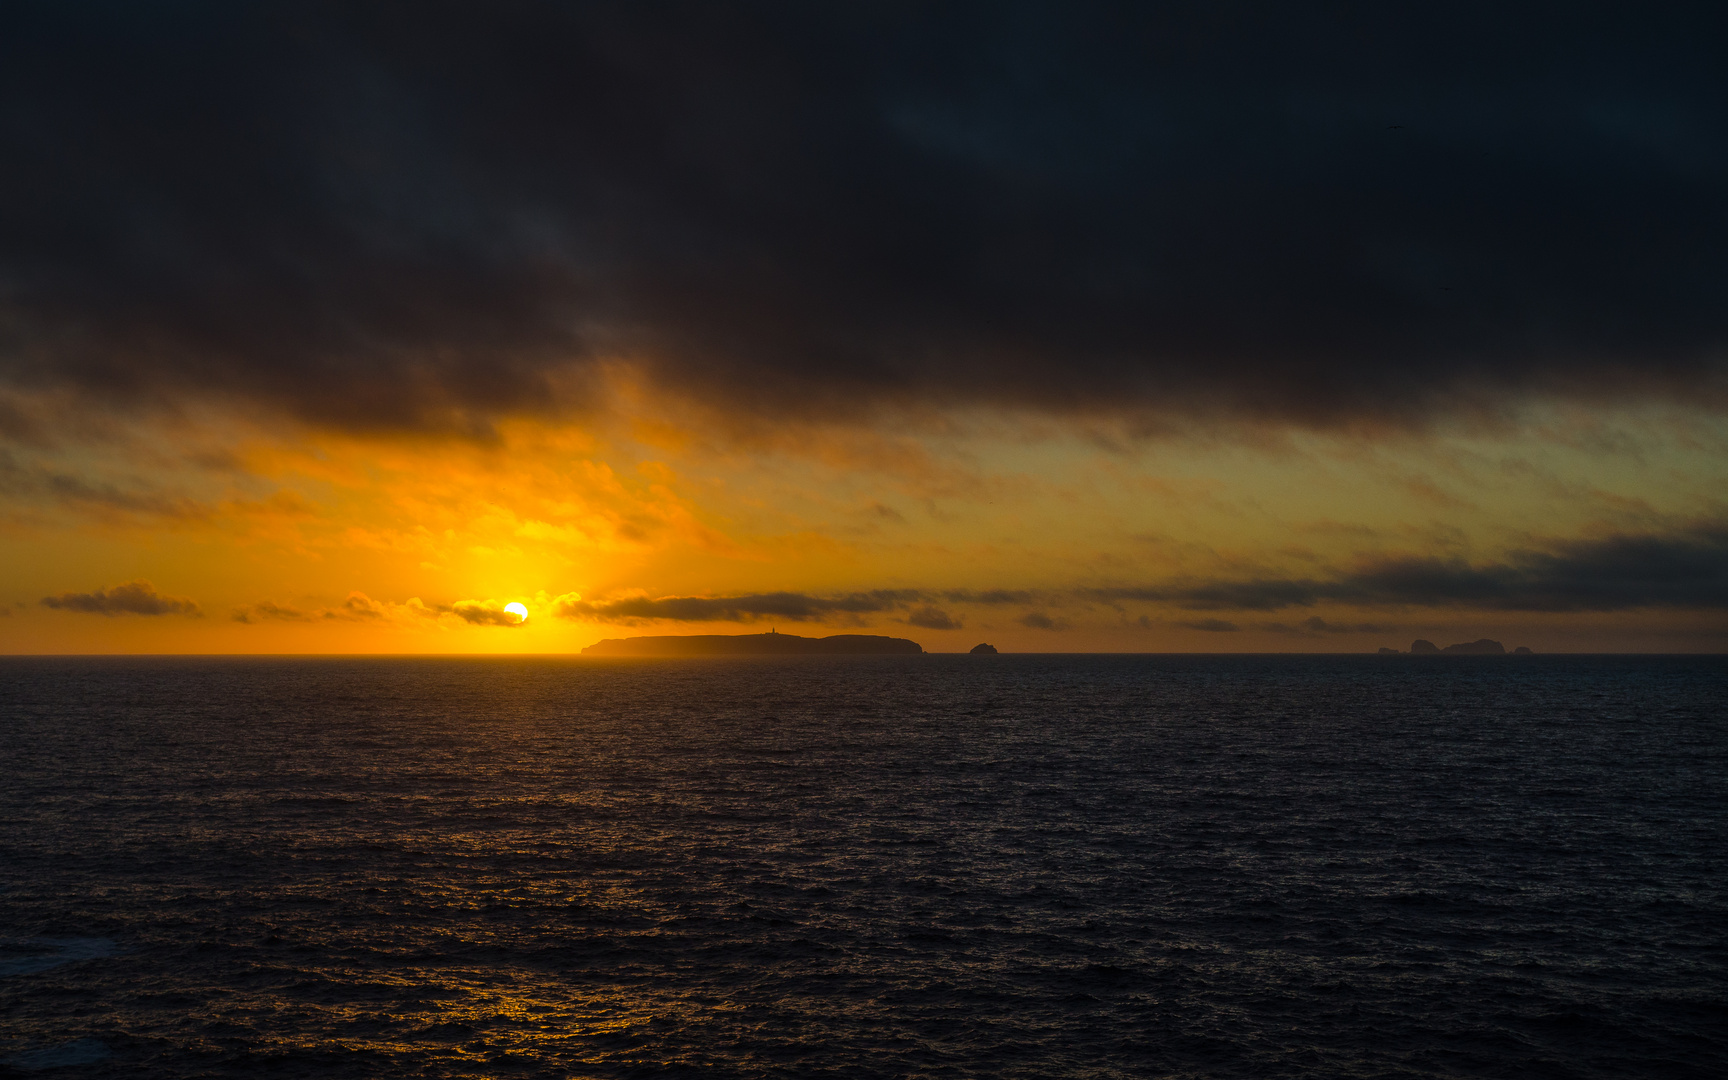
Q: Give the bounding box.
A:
[582,631,923,656]
[1381,639,1527,655]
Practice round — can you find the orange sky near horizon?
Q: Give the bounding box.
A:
[5,387,1724,654]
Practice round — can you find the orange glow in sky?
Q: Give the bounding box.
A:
[5,386,1724,653]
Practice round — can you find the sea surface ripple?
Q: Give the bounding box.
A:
[1,655,1724,1078]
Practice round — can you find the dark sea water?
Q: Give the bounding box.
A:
[1,654,1724,1079]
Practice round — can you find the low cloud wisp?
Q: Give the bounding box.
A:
[554,591,920,623]
[1092,525,1728,614]
[41,581,200,617]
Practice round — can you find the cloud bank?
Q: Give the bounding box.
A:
[3,1,1726,433]
[550,523,1728,626]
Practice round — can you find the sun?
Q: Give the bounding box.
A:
[504,602,529,623]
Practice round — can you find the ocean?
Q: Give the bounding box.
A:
[1,654,1723,1078]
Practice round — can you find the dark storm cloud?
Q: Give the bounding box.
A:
[1091,523,1728,612]
[555,590,920,622]
[3,2,1727,430]
[41,580,200,616]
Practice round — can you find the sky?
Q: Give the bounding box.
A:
[2,0,1725,653]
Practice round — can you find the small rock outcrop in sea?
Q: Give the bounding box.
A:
[1513,646,1534,655]
[969,643,999,654]
[1443,638,1505,655]
[1378,647,1401,655]
[1409,639,1440,654]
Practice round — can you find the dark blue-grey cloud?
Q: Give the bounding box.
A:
[1091,524,1728,612]
[2,1,1725,431]
[41,580,200,616]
